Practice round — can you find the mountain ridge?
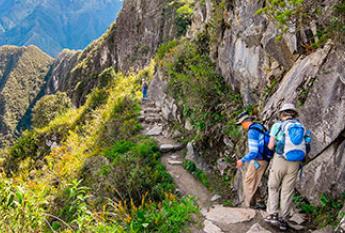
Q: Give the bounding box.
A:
[0,0,123,56]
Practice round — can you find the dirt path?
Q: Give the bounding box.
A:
[140,101,305,233]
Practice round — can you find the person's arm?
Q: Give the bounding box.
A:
[268,136,275,150]
[241,129,260,163]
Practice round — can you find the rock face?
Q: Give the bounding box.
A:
[262,44,345,204]
[0,0,123,56]
[0,45,53,147]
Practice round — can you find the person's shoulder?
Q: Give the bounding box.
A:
[269,121,282,135]
[271,121,282,128]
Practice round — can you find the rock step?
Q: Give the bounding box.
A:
[167,159,183,165]
[142,102,156,108]
[159,143,184,153]
[144,107,161,113]
[144,125,163,136]
[143,113,162,119]
[143,116,162,123]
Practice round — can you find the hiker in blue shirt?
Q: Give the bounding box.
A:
[236,111,270,209]
[142,78,148,101]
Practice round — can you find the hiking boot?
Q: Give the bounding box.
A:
[264,213,280,226]
[279,218,288,231]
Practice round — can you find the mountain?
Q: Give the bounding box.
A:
[0,45,53,147]
[0,0,123,56]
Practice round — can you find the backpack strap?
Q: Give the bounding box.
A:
[275,119,297,137]
[249,123,267,134]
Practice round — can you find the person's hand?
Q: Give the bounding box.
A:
[236,160,243,169]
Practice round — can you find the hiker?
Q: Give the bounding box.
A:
[142,78,148,101]
[236,111,273,209]
[265,103,311,231]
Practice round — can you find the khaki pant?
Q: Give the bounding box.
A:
[243,160,268,207]
[267,155,300,219]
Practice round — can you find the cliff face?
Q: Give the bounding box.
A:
[46,0,177,106]
[0,45,53,147]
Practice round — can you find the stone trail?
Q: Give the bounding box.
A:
[140,100,314,233]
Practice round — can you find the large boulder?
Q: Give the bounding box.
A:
[263,44,345,204]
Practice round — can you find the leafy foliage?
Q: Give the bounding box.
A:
[170,0,194,36]
[32,92,73,129]
[183,160,209,188]
[293,193,345,228]
[256,0,305,35]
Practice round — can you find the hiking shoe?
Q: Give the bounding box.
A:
[264,213,280,226]
[279,218,288,231]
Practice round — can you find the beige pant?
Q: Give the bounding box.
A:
[243,160,268,207]
[267,155,300,218]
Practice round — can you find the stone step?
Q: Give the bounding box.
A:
[144,113,162,119]
[144,125,163,136]
[159,144,184,153]
[144,107,161,114]
[167,159,183,165]
[144,116,162,124]
[142,102,156,108]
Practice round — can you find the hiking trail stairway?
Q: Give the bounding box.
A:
[140,101,307,233]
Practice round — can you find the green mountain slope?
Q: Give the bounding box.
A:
[0,45,53,147]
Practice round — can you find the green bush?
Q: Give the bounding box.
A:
[169,0,194,36]
[155,40,179,60]
[100,138,173,204]
[293,193,345,228]
[128,196,198,233]
[160,40,242,140]
[183,160,209,188]
[0,180,47,232]
[32,92,72,129]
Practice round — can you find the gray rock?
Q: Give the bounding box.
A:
[167,159,183,165]
[159,144,184,153]
[204,205,256,225]
[246,223,271,233]
[185,119,193,131]
[297,140,345,205]
[289,213,306,225]
[211,194,222,202]
[186,142,210,171]
[203,220,223,233]
[261,22,295,69]
[145,125,163,136]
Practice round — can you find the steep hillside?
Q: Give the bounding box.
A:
[0,45,53,147]
[0,0,123,56]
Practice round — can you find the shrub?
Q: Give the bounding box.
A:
[32,92,72,129]
[183,160,209,188]
[0,179,47,232]
[100,138,173,204]
[293,193,345,228]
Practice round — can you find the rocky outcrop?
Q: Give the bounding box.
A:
[0,45,53,147]
[46,0,177,106]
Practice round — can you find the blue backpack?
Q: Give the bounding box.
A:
[249,123,274,161]
[275,119,311,161]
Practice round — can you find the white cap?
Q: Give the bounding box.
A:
[279,103,298,114]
